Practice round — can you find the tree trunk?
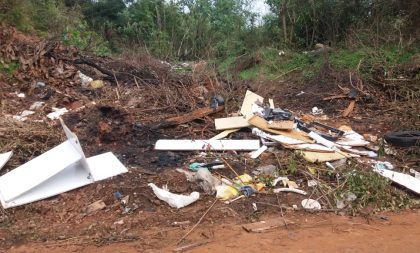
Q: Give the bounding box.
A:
[281,1,288,43]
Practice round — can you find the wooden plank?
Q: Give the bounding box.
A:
[248,116,314,143]
[284,143,335,153]
[268,98,274,109]
[342,100,355,117]
[300,151,346,163]
[240,90,264,119]
[210,129,240,140]
[267,120,294,130]
[152,106,224,129]
[215,116,249,130]
[155,140,260,151]
[242,218,293,233]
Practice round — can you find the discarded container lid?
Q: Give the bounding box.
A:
[301,199,321,210]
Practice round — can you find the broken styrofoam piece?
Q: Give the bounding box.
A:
[47,107,68,120]
[374,167,420,194]
[0,151,13,171]
[154,140,260,151]
[0,120,128,209]
[13,110,35,121]
[148,183,199,208]
[301,199,321,210]
[250,145,268,159]
[16,93,25,98]
[273,188,307,195]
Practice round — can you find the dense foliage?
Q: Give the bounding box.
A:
[1,0,418,59]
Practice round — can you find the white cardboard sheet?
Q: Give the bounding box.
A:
[0,121,128,209]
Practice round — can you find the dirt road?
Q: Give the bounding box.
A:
[7,210,420,253]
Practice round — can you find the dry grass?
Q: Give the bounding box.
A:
[0,118,63,167]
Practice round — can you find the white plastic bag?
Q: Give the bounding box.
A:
[148,183,199,209]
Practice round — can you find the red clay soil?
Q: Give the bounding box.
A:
[6,210,420,253]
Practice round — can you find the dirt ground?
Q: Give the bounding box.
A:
[1,26,419,253]
[6,210,420,253]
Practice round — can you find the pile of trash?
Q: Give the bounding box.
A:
[151,90,420,210]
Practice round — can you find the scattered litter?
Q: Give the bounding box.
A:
[90,80,104,89]
[311,107,323,115]
[216,185,239,200]
[78,71,93,87]
[336,192,357,209]
[148,183,199,209]
[29,101,45,111]
[273,188,307,195]
[253,165,277,176]
[307,180,318,187]
[0,119,128,208]
[301,199,321,210]
[47,107,68,120]
[84,200,106,214]
[13,110,35,121]
[296,91,305,96]
[224,195,245,204]
[252,202,258,211]
[240,185,256,197]
[16,93,25,98]
[35,81,46,88]
[372,161,394,171]
[210,95,225,109]
[0,151,13,171]
[113,191,123,200]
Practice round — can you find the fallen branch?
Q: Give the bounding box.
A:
[151,106,224,129]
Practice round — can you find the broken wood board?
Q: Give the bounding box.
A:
[155,140,260,151]
[267,120,294,130]
[0,151,13,171]
[342,100,356,117]
[152,106,224,129]
[248,116,313,143]
[215,116,249,130]
[268,98,274,109]
[284,143,335,153]
[210,128,240,140]
[85,200,106,214]
[300,151,347,163]
[242,217,293,233]
[250,145,268,159]
[240,90,263,119]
